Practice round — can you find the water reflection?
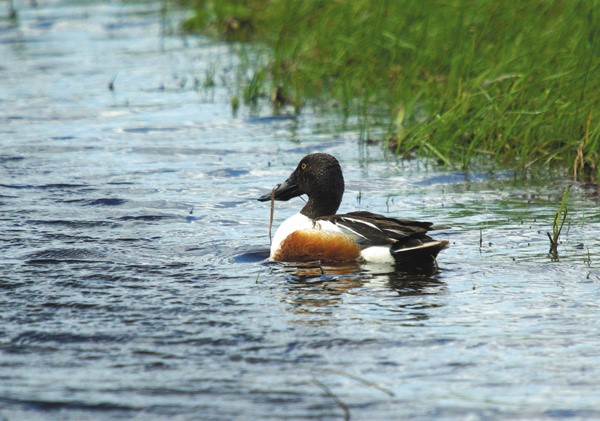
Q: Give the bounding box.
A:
[274,262,363,317]
[384,270,447,297]
[273,261,446,320]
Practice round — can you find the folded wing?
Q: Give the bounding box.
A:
[323,211,434,246]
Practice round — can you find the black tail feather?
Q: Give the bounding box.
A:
[392,240,449,271]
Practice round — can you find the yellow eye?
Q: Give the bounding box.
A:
[301,163,307,170]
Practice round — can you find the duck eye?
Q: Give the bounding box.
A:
[301,163,307,170]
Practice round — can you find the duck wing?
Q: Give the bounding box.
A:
[321,211,434,246]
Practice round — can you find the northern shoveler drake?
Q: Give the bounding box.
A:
[258,153,449,268]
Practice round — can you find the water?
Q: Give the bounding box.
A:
[2,1,600,419]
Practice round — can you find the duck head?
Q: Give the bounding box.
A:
[258,153,345,218]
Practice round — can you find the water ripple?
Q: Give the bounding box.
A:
[24,248,105,264]
[1,0,599,419]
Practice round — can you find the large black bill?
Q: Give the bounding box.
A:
[257,177,301,202]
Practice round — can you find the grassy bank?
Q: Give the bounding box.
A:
[183,0,599,180]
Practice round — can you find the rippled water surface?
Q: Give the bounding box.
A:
[2,1,600,419]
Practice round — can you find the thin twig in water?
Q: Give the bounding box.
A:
[585,246,591,268]
[313,368,395,397]
[255,268,262,284]
[312,378,350,421]
[269,184,278,245]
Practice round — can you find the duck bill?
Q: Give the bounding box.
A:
[257,177,301,201]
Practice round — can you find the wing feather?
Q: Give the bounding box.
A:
[320,211,438,247]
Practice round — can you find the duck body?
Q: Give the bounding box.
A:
[258,153,448,269]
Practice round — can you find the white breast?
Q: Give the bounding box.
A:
[269,213,343,260]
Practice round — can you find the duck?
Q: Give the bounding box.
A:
[257,153,448,269]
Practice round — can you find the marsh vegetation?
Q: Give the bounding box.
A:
[183,0,599,180]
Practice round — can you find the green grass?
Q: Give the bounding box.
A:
[548,184,571,261]
[183,0,599,180]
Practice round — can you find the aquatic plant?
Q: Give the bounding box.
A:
[547,185,571,260]
[183,0,599,179]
